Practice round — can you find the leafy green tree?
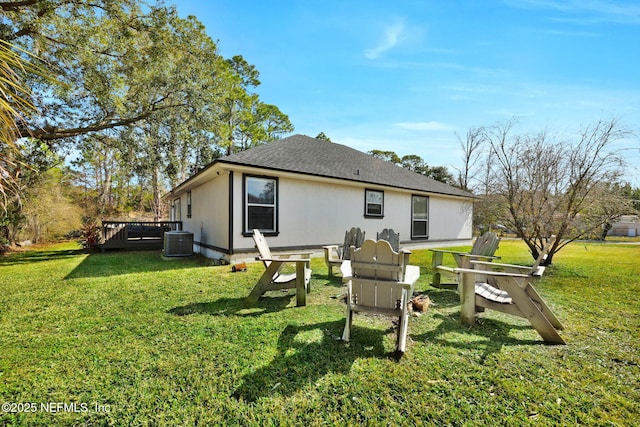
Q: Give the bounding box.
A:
[0,140,59,243]
[218,55,293,154]
[4,1,294,221]
[369,150,454,184]
[315,132,332,141]
[71,134,131,218]
[2,0,168,141]
[22,167,83,243]
[620,183,640,212]
[368,150,401,164]
[0,39,41,210]
[425,165,455,185]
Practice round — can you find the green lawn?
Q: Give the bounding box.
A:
[1,240,638,426]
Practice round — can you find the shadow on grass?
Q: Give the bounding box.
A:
[64,250,204,279]
[313,273,344,287]
[413,312,539,364]
[231,320,390,402]
[0,248,86,266]
[170,297,396,402]
[425,287,463,308]
[168,295,294,317]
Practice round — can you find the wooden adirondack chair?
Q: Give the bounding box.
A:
[443,236,565,344]
[246,229,312,307]
[430,231,501,288]
[340,239,420,353]
[377,228,400,251]
[323,227,365,277]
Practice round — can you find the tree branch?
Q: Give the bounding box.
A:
[20,103,187,141]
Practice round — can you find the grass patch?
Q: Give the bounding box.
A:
[1,240,638,425]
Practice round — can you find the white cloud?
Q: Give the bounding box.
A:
[394,121,455,131]
[364,21,406,59]
[505,0,640,25]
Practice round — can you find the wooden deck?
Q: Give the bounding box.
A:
[99,221,183,251]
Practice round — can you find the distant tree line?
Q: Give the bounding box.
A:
[367,150,455,184]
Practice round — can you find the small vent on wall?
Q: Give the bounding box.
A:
[164,231,194,257]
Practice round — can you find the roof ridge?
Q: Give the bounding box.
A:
[200,134,473,198]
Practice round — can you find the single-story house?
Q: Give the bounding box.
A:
[607,215,640,237]
[163,134,475,262]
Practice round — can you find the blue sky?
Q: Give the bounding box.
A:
[170,0,640,185]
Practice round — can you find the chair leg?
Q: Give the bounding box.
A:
[525,306,565,344]
[342,308,353,342]
[499,279,565,344]
[397,312,409,353]
[525,286,564,330]
[305,264,311,294]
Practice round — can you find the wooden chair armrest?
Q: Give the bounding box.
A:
[258,256,310,263]
[272,251,313,259]
[471,260,529,270]
[457,254,501,261]
[340,260,352,278]
[435,265,456,274]
[453,267,529,278]
[465,261,546,279]
[403,265,420,285]
[429,248,468,255]
[471,260,545,277]
[323,245,341,261]
[532,266,546,277]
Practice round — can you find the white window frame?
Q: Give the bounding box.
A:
[244,175,278,234]
[411,195,429,239]
[364,189,384,218]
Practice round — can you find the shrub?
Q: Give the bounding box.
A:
[79,222,101,251]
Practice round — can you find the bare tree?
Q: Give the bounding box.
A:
[454,126,486,192]
[483,118,632,264]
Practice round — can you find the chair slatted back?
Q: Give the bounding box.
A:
[528,235,556,276]
[341,227,365,260]
[349,240,407,310]
[377,228,400,251]
[252,229,273,268]
[471,232,500,257]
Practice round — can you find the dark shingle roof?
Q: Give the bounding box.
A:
[217,134,473,198]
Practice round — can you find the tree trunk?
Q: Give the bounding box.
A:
[152,166,161,222]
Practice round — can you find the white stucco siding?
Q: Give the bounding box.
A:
[275,177,473,247]
[231,170,473,251]
[179,172,230,257]
[428,196,473,240]
[276,177,372,247]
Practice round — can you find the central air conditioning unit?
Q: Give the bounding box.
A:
[163,231,194,257]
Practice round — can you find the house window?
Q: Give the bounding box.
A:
[173,197,182,221]
[365,189,384,217]
[186,191,192,218]
[244,175,278,234]
[412,195,429,239]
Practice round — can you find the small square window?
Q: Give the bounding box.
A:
[365,190,384,217]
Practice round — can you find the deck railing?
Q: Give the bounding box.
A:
[100,221,183,250]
